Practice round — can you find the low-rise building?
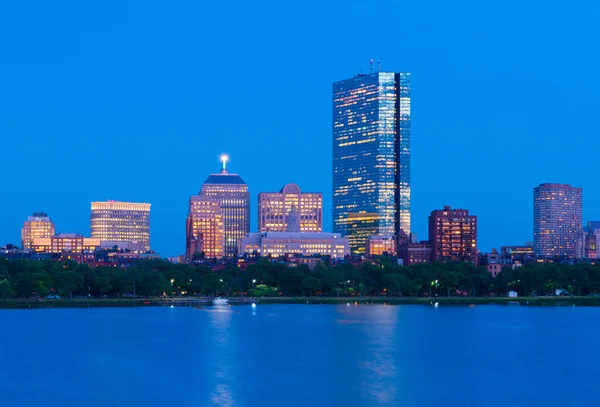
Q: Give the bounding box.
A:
[239,206,349,258]
[32,234,100,253]
[487,263,502,277]
[366,235,396,257]
[397,230,432,265]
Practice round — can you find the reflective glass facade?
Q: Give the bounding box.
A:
[332,72,410,254]
[534,183,582,258]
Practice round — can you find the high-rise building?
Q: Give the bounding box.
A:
[189,155,249,258]
[90,201,151,250]
[429,206,477,263]
[332,70,411,254]
[533,183,582,258]
[258,183,322,232]
[21,212,55,250]
[186,195,224,259]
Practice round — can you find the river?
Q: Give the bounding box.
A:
[0,304,596,406]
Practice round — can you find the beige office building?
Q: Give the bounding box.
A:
[90,201,151,251]
[258,183,322,232]
[21,212,55,250]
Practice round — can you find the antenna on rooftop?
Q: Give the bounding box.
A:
[220,154,229,173]
[370,59,373,73]
[377,60,381,72]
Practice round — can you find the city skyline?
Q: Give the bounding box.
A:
[2,0,600,256]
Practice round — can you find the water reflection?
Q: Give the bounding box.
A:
[206,307,235,407]
[336,305,399,405]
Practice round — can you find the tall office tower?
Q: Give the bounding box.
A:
[332,70,411,254]
[90,201,151,250]
[186,195,224,259]
[429,206,477,263]
[258,183,322,232]
[197,155,249,257]
[21,212,55,250]
[533,183,582,258]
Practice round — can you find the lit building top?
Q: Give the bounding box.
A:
[91,201,151,212]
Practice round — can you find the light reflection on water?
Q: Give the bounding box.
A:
[206,307,235,407]
[1,305,598,407]
[337,305,399,405]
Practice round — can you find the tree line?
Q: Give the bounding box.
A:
[0,257,599,299]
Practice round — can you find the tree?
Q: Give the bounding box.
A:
[383,273,408,296]
[249,284,278,297]
[300,277,322,296]
[54,270,84,298]
[0,265,11,299]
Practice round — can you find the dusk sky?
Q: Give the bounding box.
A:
[1,0,599,256]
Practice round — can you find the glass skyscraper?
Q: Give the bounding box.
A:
[332,71,411,254]
[533,183,582,258]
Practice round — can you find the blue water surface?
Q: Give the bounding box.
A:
[0,304,598,407]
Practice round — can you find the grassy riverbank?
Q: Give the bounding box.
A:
[2,295,600,309]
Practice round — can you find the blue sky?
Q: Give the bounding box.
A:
[1,0,599,256]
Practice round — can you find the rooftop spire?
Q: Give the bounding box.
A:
[220,154,229,174]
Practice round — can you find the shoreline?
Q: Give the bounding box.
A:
[1,296,600,309]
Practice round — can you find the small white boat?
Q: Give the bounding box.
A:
[213,297,229,306]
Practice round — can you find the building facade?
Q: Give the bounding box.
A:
[533,183,582,258]
[21,212,55,250]
[332,71,411,254]
[397,230,431,265]
[366,235,396,257]
[186,156,249,259]
[90,201,151,250]
[583,221,600,259]
[199,158,249,257]
[185,195,224,259]
[258,183,322,232]
[429,206,477,263]
[239,206,349,258]
[33,234,100,253]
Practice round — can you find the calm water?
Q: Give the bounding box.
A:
[0,304,598,406]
